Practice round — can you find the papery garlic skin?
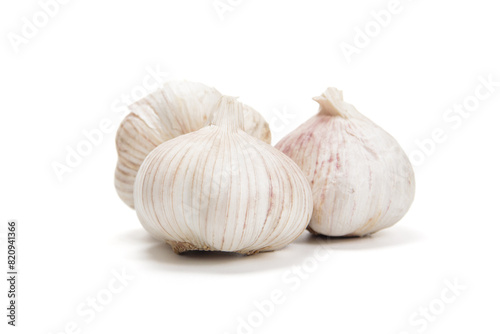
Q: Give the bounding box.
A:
[134,97,313,255]
[115,81,271,208]
[276,87,415,237]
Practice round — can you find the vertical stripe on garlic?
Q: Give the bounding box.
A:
[276,87,415,237]
[134,96,313,255]
[115,81,271,208]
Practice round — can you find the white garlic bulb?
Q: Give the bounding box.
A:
[134,96,313,255]
[115,81,271,208]
[276,87,415,237]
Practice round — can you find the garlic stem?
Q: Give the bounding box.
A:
[313,87,361,119]
[209,96,244,132]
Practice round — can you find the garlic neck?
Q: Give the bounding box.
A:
[314,87,358,119]
[210,96,244,132]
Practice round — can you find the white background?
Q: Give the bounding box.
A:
[1,0,499,333]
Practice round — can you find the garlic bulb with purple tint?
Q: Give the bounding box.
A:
[276,87,415,237]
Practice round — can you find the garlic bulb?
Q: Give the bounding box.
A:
[115,81,271,208]
[276,87,415,237]
[134,96,313,255]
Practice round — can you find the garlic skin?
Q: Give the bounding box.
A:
[134,96,313,255]
[276,87,415,237]
[115,81,271,208]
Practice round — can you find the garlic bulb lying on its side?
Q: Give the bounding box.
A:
[134,96,313,255]
[115,81,271,208]
[276,87,415,237]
